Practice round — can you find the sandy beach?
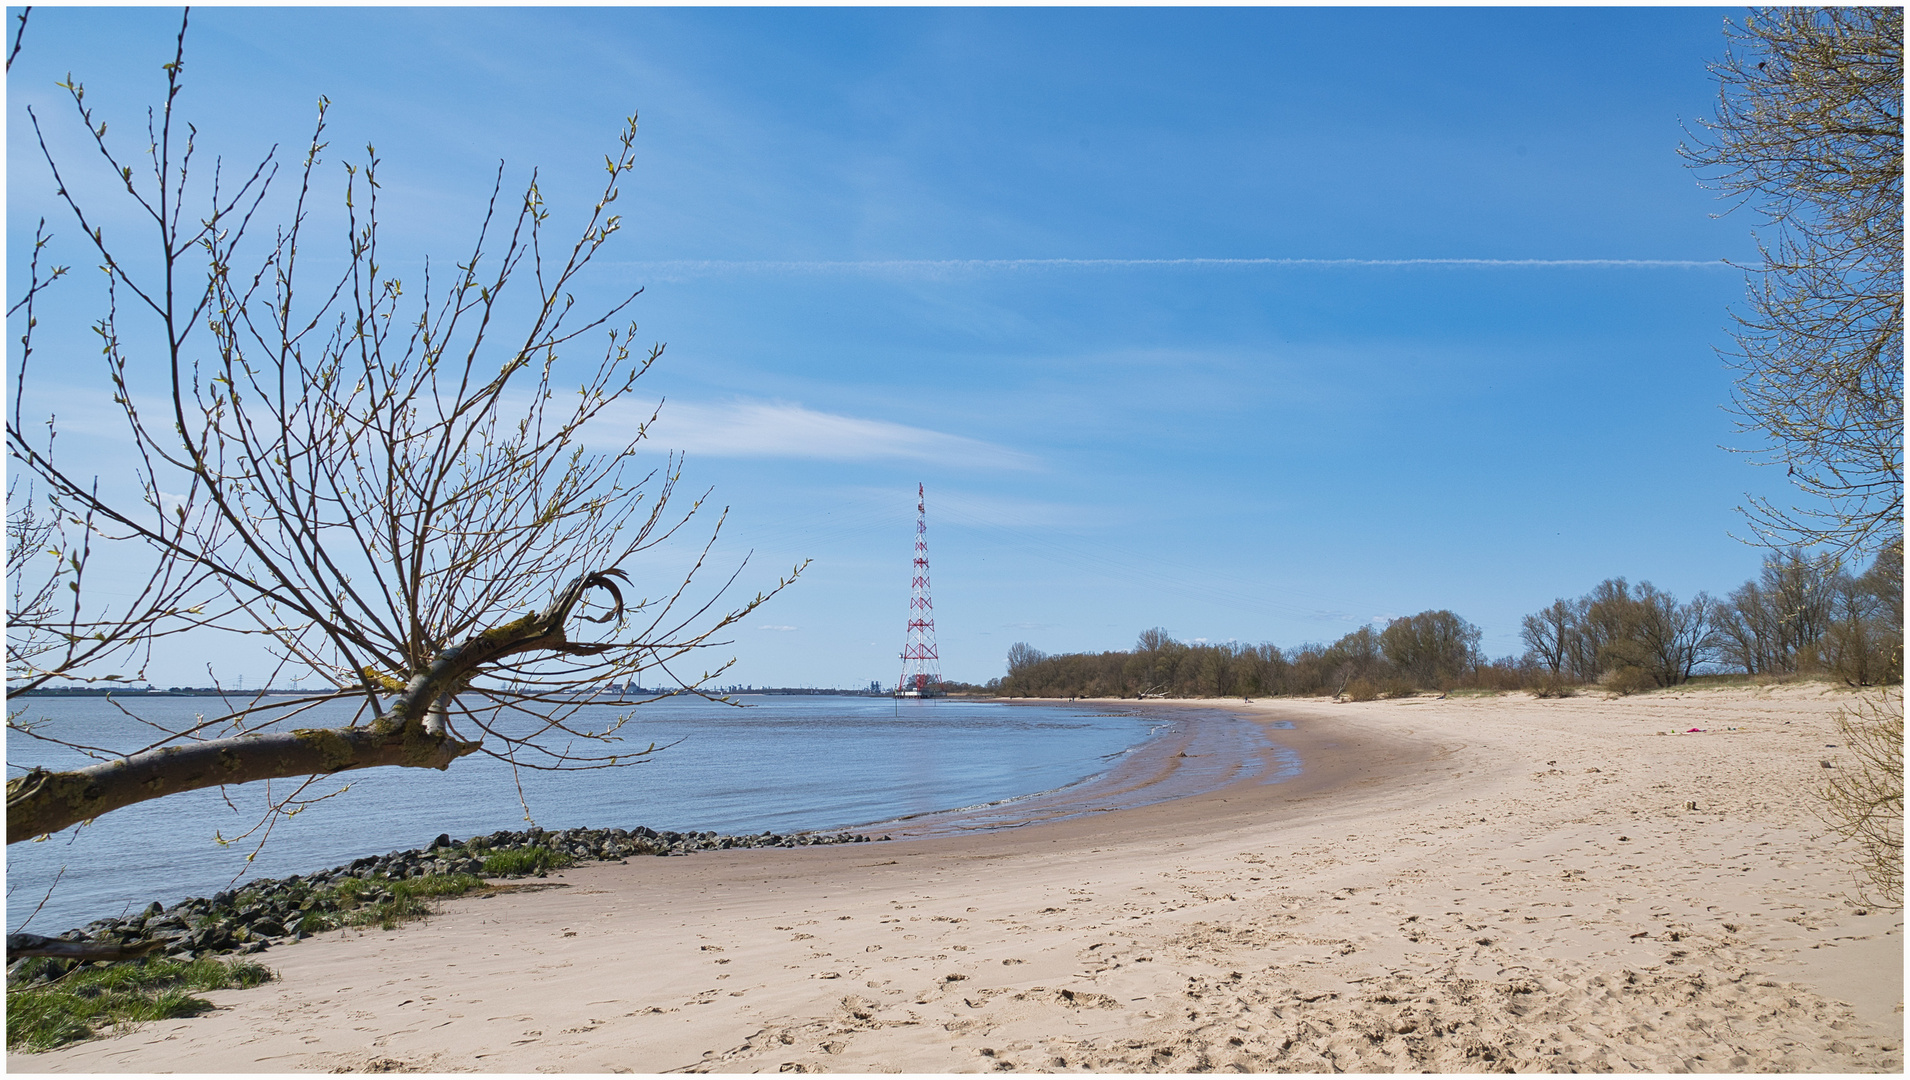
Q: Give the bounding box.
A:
[11,683,1902,1073]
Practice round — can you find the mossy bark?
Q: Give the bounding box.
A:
[6,724,480,844]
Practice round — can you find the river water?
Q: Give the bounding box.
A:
[6,695,1172,934]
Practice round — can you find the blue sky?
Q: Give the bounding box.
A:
[8,7,1791,689]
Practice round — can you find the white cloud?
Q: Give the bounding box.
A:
[758,624,799,632]
[636,399,1036,470]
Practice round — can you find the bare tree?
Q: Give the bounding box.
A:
[6,7,29,73]
[6,15,798,846]
[1682,7,1903,559]
[1685,9,1902,906]
[1004,641,1047,675]
[1519,579,1717,690]
[1629,583,1718,688]
[1518,599,1576,677]
[1821,688,1904,907]
[1574,578,1638,682]
[1712,548,1838,674]
[1821,546,1905,686]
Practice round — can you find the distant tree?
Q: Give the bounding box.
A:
[1319,625,1387,697]
[1683,7,1903,559]
[1520,578,1716,690]
[1379,610,1481,689]
[1628,583,1719,688]
[1126,627,1183,696]
[1189,646,1234,697]
[994,634,1298,700]
[1519,599,1577,676]
[1470,654,1536,693]
[1326,626,1382,668]
[1005,642,1047,674]
[1283,642,1335,697]
[1713,548,1839,674]
[1134,627,1173,654]
[1244,642,1290,696]
[1575,579,1641,682]
[1821,547,1905,686]
[1712,581,1778,676]
[6,18,798,848]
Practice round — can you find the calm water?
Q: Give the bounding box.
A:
[6,695,1163,934]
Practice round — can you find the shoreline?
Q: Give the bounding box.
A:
[4,696,1158,936]
[10,700,1299,950]
[856,700,1302,839]
[12,685,1901,1072]
[8,699,1241,941]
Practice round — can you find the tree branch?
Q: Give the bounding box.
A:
[6,570,626,844]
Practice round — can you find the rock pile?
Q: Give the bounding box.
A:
[17,823,888,973]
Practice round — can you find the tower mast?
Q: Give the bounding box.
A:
[896,483,942,696]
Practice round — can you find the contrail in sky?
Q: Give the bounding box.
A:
[622,256,1733,275]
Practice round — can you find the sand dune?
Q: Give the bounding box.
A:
[11,683,1901,1073]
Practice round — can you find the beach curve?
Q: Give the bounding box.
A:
[9,684,1899,1073]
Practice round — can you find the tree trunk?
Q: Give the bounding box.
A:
[7,932,167,962]
[6,721,479,844]
[6,570,624,845]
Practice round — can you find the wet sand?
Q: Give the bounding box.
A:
[867,703,1299,839]
[11,684,1901,1073]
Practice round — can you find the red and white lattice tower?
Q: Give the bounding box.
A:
[896,483,942,695]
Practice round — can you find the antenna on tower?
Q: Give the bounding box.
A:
[895,483,942,698]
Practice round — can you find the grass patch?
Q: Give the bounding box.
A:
[296,872,487,933]
[400,871,489,898]
[9,873,489,1051]
[481,847,572,877]
[7,955,273,1053]
[1677,671,1851,691]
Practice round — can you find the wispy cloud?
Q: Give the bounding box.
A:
[635,400,1036,470]
[758,624,799,632]
[931,490,1113,531]
[619,256,1733,280]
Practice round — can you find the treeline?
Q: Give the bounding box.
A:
[996,614,1500,700]
[990,547,1901,700]
[1524,548,1902,691]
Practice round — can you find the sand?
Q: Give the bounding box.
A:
[11,683,1902,1073]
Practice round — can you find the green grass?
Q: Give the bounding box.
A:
[399,871,489,898]
[8,872,493,1052]
[7,956,273,1053]
[295,872,488,933]
[481,847,572,877]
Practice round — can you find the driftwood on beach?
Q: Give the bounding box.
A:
[6,933,165,962]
